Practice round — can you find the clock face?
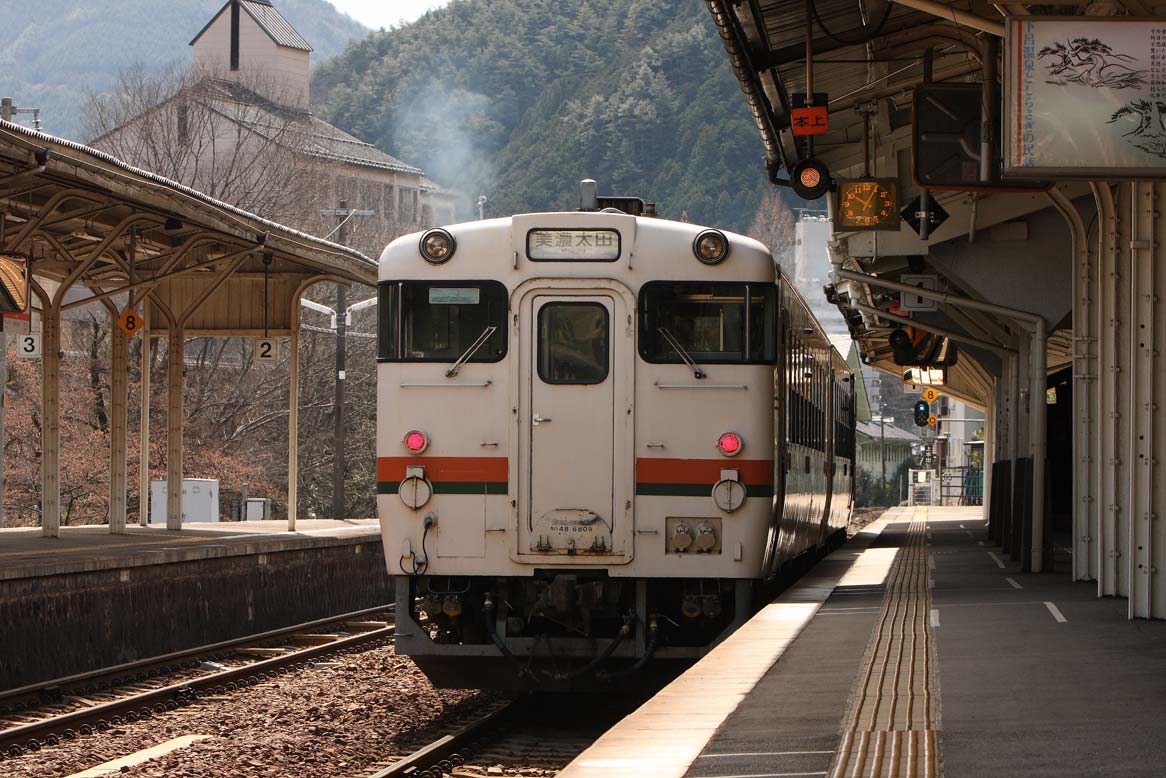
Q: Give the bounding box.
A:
[835,178,900,231]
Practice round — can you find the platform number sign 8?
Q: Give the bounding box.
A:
[254,337,281,363]
[117,308,143,337]
[15,333,41,359]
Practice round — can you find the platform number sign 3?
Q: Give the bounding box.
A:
[254,337,280,363]
[117,308,143,337]
[15,333,40,359]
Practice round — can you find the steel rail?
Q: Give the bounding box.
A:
[0,609,394,757]
[0,603,394,705]
[367,700,520,778]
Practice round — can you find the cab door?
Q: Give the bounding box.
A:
[524,294,619,556]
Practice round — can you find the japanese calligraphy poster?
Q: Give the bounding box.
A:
[1005,18,1166,177]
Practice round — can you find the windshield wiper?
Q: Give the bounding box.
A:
[446,325,498,377]
[658,327,706,379]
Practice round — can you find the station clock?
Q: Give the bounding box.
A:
[835,178,900,231]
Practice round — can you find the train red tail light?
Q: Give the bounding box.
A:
[404,430,429,454]
[717,432,743,456]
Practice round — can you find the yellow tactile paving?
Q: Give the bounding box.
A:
[831,508,939,778]
[559,509,911,778]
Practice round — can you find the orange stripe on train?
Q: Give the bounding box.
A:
[377,456,508,482]
[635,458,773,485]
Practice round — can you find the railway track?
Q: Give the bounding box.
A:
[0,604,395,759]
[365,691,650,778]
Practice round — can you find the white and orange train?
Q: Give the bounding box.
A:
[376,183,855,689]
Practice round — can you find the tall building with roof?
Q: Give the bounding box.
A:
[93,0,456,258]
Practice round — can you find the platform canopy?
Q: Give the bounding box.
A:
[0,119,375,333]
[0,118,376,537]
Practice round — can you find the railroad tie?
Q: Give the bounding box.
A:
[830,508,939,778]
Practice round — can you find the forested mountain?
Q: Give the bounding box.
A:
[312,0,772,232]
[0,0,367,141]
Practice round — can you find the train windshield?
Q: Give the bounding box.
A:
[377,280,508,362]
[639,281,776,364]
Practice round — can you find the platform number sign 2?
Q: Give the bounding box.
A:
[117,308,143,337]
[15,333,40,359]
[254,337,280,363]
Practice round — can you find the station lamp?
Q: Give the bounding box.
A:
[790,158,832,201]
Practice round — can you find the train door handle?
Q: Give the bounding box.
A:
[533,413,552,425]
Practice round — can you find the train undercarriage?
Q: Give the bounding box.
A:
[393,573,757,690]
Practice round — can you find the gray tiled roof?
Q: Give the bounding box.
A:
[856,420,922,443]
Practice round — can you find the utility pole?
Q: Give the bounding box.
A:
[1,97,41,130]
[333,201,349,520]
[318,201,374,520]
[477,195,487,221]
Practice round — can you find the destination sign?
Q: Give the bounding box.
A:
[527,229,620,261]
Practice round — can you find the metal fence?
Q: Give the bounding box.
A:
[940,466,985,506]
[908,469,938,506]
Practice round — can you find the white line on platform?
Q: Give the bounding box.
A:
[1006,577,1023,589]
[930,608,940,627]
[699,752,834,758]
[66,735,211,777]
[1044,601,1068,623]
[988,551,1006,568]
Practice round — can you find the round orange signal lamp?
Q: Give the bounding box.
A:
[790,158,832,201]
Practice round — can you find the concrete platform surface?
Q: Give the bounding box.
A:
[0,519,380,580]
[561,505,1166,778]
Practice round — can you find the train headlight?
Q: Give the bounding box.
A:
[716,432,743,456]
[693,230,729,265]
[419,229,456,263]
[403,429,429,454]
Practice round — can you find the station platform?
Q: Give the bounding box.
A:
[0,518,380,580]
[561,505,1166,778]
[0,520,391,690]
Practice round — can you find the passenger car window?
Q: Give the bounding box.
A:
[377,281,508,362]
[639,282,776,364]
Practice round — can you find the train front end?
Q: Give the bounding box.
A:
[376,206,779,689]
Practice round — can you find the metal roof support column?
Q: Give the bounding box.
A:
[1129,182,1158,618]
[983,384,995,523]
[139,314,150,526]
[106,301,128,534]
[1051,188,1097,583]
[165,326,184,531]
[1007,353,1021,556]
[1094,184,1125,597]
[40,302,60,537]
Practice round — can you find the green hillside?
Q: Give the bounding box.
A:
[311,0,770,232]
[0,0,367,141]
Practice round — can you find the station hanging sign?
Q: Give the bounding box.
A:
[790,92,829,137]
[117,308,143,337]
[1004,18,1166,178]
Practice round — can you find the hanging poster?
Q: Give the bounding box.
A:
[1004,18,1166,177]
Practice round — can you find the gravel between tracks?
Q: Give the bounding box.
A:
[2,646,493,778]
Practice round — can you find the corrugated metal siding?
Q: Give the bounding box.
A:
[243,0,313,52]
